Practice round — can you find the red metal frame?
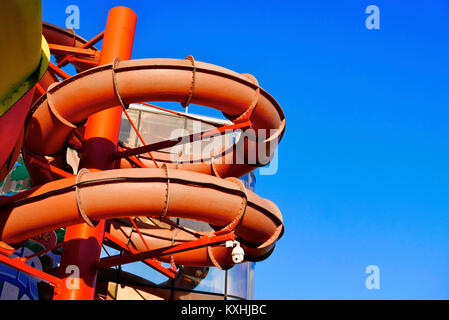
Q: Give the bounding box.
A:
[103,232,176,279]
[35,83,46,96]
[0,253,61,289]
[112,120,251,161]
[48,43,99,59]
[48,62,71,80]
[97,232,236,270]
[57,31,104,68]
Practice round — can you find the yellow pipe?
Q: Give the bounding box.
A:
[0,0,49,116]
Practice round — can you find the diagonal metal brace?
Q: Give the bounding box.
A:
[0,253,62,288]
[97,232,236,270]
[103,232,177,279]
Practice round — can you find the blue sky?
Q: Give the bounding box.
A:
[42,0,449,299]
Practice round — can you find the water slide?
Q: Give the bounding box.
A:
[0,2,286,295]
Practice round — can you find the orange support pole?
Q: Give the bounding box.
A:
[54,7,137,300]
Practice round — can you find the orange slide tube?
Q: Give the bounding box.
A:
[24,58,285,160]
[0,168,283,266]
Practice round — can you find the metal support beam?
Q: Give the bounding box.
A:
[104,232,176,279]
[48,43,99,58]
[97,232,236,270]
[48,62,71,80]
[57,31,104,68]
[112,121,251,160]
[0,253,61,289]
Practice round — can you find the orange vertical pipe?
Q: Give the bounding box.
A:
[81,6,137,171]
[54,7,137,300]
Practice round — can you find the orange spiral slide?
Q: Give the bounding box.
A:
[3,56,285,264]
[0,5,286,299]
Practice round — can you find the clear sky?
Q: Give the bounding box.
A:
[42,0,449,299]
